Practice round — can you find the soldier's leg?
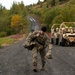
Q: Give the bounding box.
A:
[39,49,46,71]
[32,47,38,72]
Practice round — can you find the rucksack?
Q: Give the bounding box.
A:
[23,33,36,50]
[23,42,34,50]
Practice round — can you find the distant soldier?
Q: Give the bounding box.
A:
[69,27,73,33]
[23,26,52,72]
[65,27,68,32]
[55,27,59,45]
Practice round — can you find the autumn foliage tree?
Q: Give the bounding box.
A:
[11,14,23,33]
[0,1,28,37]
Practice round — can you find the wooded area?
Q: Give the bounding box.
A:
[0,1,29,37]
[0,0,75,37]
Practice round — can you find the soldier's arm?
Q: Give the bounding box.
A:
[45,33,52,59]
[46,40,52,59]
[31,31,41,39]
[26,31,40,41]
[48,43,52,55]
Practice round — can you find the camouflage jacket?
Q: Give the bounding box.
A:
[26,30,51,50]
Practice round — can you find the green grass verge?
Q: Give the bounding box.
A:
[0,37,14,47]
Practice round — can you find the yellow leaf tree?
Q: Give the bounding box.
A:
[11,14,23,32]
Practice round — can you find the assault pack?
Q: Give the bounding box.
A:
[23,33,36,50]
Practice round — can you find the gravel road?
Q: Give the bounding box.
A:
[0,39,75,75]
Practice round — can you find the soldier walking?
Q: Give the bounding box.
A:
[24,26,52,72]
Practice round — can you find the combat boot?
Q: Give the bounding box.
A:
[48,55,52,59]
[33,66,37,72]
[41,65,45,71]
[46,54,52,59]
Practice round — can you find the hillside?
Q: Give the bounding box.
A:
[28,0,75,31]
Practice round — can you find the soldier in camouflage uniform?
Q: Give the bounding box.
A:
[24,26,52,72]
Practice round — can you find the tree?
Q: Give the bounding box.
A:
[38,0,40,2]
[0,4,3,15]
[51,0,55,6]
[44,0,47,2]
[70,0,75,4]
[11,14,23,32]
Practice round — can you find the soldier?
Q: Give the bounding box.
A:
[24,26,52,72]
[69,27,73,33]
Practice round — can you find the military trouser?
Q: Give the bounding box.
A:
[32,46,46,68]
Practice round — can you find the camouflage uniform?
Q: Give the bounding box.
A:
[26,30,52,71]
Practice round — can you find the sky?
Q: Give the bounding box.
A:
[0,0,44,9]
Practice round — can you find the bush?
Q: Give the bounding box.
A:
[0,32,7,37]
[5,28,16,36]
[52,14,64,24]
[34,10,41,16]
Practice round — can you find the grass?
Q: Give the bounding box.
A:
[0,37,15,47]
[0,33,26,48]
